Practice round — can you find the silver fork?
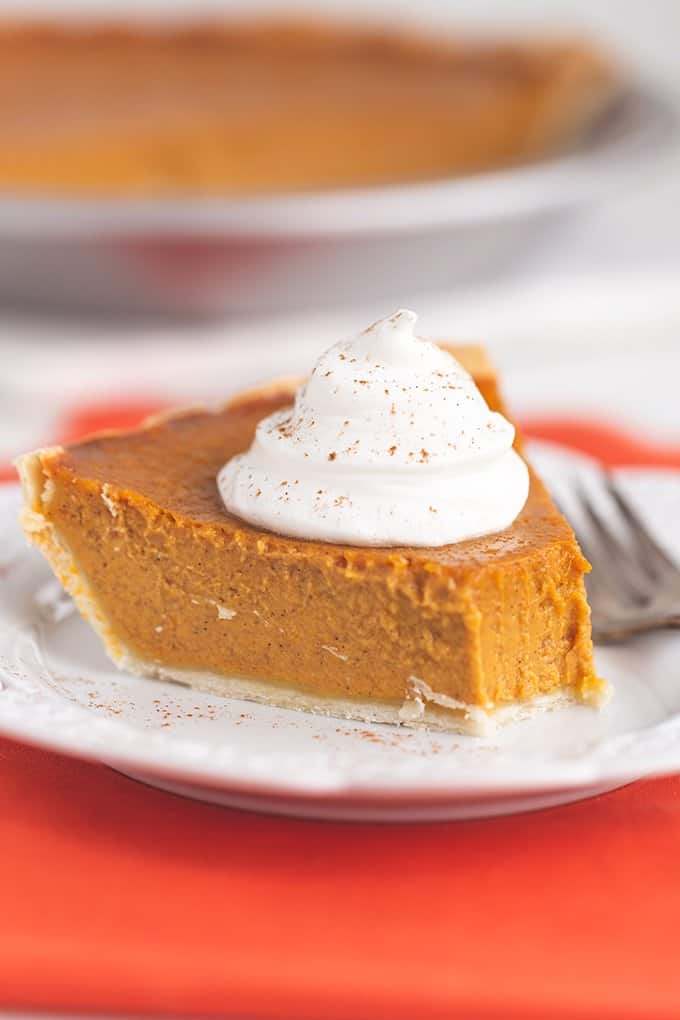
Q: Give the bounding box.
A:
[553,468,680,642]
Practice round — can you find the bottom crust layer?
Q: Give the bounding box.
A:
[116,649,598,737]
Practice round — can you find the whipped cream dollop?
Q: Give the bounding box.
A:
[218,310,529,547]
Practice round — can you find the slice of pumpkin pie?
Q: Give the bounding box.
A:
[17,312,606,733]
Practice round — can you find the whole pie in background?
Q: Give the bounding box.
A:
[0,19,622,195]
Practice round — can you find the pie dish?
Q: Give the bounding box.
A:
[0,19,620,194]
[16,345,606,734]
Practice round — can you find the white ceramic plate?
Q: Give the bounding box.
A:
[1,451,680,822]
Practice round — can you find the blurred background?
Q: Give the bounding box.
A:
[1,0,679,475]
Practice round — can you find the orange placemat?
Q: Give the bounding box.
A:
[2,406,680,1020]
[2,737,680,1020]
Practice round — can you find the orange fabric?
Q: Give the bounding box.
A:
[2,737,680,1020]
[2,404,680,1019]
[522,417,680,469]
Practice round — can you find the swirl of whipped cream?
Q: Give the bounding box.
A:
[218,310,529,547]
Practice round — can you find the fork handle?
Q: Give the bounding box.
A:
[594,614,680,642]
